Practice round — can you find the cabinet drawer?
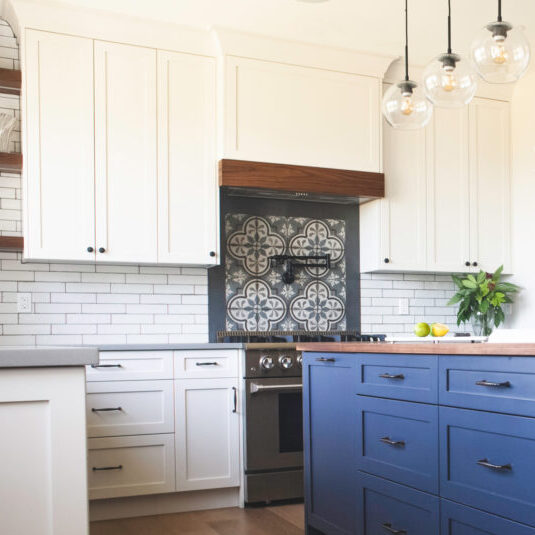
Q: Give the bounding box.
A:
[355,354,438,403]
[86,351,173,381]
[441,499,535,535]
[174,350,239,379]
[87,434,175,499]
[356,473,439,535]
[356,397,438,494]
[86,380,173,438]
[440,406,535,527]
[439,356,535,417]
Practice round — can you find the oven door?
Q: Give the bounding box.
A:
[245,377,303,472]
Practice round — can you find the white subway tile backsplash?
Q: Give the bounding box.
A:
[67,314,110,324]
[81,272,126,283]
[51,293,96,303]
[66,282,110,293]
[125,274,167,284]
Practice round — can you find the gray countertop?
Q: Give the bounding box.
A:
[0,346,99,368]
[97,343,245,351]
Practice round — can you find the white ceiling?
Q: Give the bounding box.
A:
[43,0,535,66]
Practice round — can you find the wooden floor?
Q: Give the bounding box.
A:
[90,504,305,535]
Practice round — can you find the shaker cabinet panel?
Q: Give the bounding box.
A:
[94,41,158,264]
[24,30,96,262]
[157,51,218,265]
[225,57,381,172]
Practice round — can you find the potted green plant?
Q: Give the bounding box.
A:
[448,266,520,336]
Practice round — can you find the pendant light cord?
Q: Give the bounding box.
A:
[447,0,452,54]
[498,0,502,22]
[404,0,409,81]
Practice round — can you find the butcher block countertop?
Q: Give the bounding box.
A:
[296,342,535,356]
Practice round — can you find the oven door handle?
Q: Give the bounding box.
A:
[250,383,302,394]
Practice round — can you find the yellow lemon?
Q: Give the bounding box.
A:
[414,322,430,337]
[431,323,449,337]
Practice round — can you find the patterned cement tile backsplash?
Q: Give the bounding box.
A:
[224,213,347,331]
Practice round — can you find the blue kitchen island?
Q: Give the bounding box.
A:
[299,342,535,535]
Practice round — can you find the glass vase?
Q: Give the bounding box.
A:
[471,309,495,337]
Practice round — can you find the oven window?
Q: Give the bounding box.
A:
[278,392,303,453]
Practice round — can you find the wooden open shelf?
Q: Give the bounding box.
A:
[0,236,23,251]
[0,68,21,96]
[0,152,22,173]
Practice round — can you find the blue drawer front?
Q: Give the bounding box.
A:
[356,472,439,535]
[356,396,438,494]
[440,406,535,527]
[355,354,438,403]
[439,356,535,417]
[441,499,535,535]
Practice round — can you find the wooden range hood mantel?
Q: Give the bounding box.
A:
[219,159,384,203]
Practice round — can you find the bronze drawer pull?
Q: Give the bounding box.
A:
[91,364,122,368]
[379,373,405,380]
[91,407,122,412]
[316,358,336,363]
[380,436,406,447]
[196,362,219,366]
[92,465,123,471]
[475,380,511,388]
[477,458,512,471]
[382,522,407,534]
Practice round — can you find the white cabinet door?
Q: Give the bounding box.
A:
[94,41,158,264]
[225,57,381,172]
[157,51,218,265]
[175,378,240,491]
[25,30,95,262]
[426,106,471,273]
[0,367,88,535]
[469,98,511,274]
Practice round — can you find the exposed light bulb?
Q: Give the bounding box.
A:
[400,97,414,115]
[492,43,508,64]
[442,72,457,92]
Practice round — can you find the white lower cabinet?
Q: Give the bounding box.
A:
[175,378,240,491]
[88,434,175,500]
[86,380,174,438]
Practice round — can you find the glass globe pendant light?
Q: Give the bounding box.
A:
[470,0,530,83]
[423,0,477,108]
[382,0,433,129]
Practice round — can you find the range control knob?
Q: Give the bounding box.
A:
[279,355,294,369]
[260,356,275,370]
[296,355,303,368]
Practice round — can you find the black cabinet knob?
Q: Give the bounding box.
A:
[384,258,390,264]
[465,261,471,267]
[209,251,216,257]
[98,247,106,254]
[472,262,478,267]
[87,246,94,253]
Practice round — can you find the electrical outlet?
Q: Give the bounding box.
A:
[398,298,409,315]
[17,293,32,313]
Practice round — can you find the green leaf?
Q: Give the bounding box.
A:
[447,294,462,305]
[495,283,520,293]
[462,280,477,289]
[493,265,504,281]
[467,274,477,284]
[480,300,489,313]
[451,275,464,289]
[476,271,486,284]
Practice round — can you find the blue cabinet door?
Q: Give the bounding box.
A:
[439,355,535,417]
[303,353,357,535]
[441,499,535,535]
[355,353,438,403]
[440,406,535,527]
[356,396,439,494]
[356,472,439,535]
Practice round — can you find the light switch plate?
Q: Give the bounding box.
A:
[17,293,31,313]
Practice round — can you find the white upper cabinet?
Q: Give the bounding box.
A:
[24,30,96,262]
[94,41,158,264]
[361,97,511,274]
[469,98,511,274]
[224,56,382,172]
[157,51,218,265]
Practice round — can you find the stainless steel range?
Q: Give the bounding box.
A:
[217,330,385,504]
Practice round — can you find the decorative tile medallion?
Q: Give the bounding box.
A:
[225,213,346,331]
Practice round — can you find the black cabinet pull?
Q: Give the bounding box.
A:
[98,247,106,253]
[209,251,216,257]
[384,258,390,264]
[380,436,406,447]
[475,380,511,388]
[472,261,478,267]
[91,407,122,412]
[196,362,219,366]
[232,387,237,413]
[379,373,405,380]
[465,261,471,267]
[91,364,122,368]
[477,458,512,471]
[87,246,94,253]
[316,357,336,363]
[382,522,407,534]
[92,465,123,471]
